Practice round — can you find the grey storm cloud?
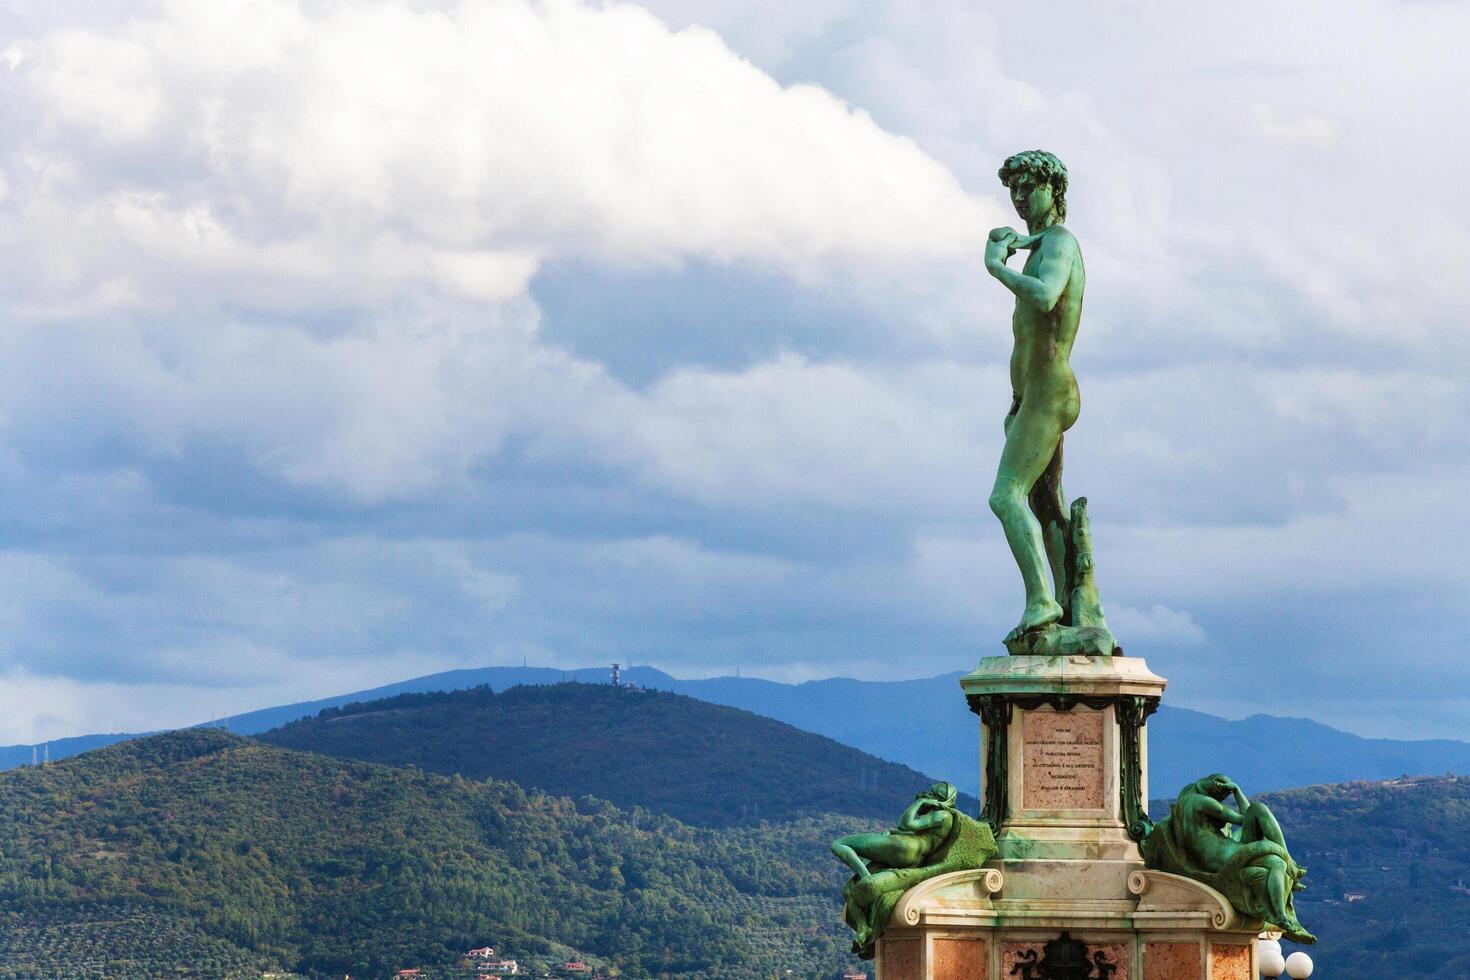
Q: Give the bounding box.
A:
[0,0,1464,744]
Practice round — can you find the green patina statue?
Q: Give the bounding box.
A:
[830,781,997,959]
[1142,774,1315,944]
[985,150,1116,657]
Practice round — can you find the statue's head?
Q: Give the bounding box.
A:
[1197,773,1235,800]
[923,781,959,808]
[998,149,1068,223]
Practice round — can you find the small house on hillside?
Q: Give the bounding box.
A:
[561,962,591,973]
[468,946,498,958]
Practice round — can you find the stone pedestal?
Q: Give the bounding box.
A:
[873,655,1269,980]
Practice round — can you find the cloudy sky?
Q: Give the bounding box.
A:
[0,0,1465,746]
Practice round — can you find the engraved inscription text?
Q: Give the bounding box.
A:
[1022,708,1105,811]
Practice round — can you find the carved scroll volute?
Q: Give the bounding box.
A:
[1116,695,1159,842]
[968,694,1011,832]
[893,867,1005,926]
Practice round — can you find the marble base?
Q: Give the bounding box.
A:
[875,869,1267,980]
[870,655,1257,978]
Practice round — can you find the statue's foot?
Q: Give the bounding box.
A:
[1279,925,1317,945]
[1005,598,1063,642]
[1274,914,1316,945]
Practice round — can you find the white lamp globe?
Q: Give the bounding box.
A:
[1284,951,1314,978]
[1258,938,1282,958]
[1259,948,1287,977]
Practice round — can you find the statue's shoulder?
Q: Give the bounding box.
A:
[1036,223,1079,254]
[1174,788,1218,824]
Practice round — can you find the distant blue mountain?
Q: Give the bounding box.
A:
[6,663,1470,797]
[640,670,1470,797]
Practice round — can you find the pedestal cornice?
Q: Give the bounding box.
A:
[959,654,1166,701]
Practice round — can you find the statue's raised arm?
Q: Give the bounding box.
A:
[987,223,1077,313]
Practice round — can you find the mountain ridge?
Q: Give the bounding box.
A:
[7,664,1470,799]
[256,682,978,826]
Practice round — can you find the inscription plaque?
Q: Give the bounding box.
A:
[1022,708,1105,810]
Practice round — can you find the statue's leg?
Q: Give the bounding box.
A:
[1260,853,1315,941]
[1028,436,1070,619]
[1243,802,1307,884]
[990,405,1066,637]
[832,834,882,879]
[1242,802,1287,848]
[1262,854,1290,918]
[833,832,926,878]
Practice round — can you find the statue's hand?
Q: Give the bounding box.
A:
[984,235,1014,268]
[988,226,1020,243]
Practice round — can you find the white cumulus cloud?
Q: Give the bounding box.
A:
[0,0,994,319]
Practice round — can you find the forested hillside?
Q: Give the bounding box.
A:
[1259,776,1470,978]
[7,695,1470,977]
[0,730,864,978]
[258,682,974,826]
